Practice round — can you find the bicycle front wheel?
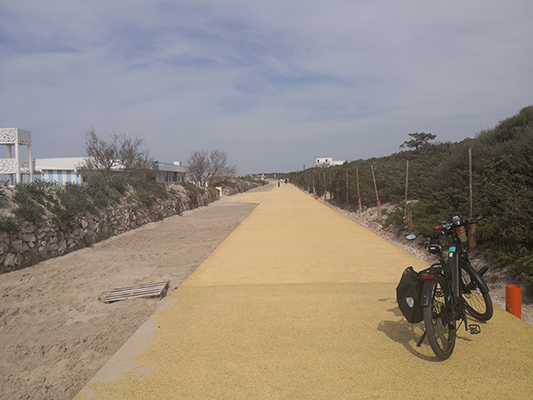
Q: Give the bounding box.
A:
[460,262,493,321]
[423,275,456,360]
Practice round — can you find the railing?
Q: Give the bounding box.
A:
[0,158,32,174]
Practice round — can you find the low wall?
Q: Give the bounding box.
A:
[0,190,219,274]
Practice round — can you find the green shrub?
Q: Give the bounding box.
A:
[85,175,122,207]
[12,202,45,222]
[0,214,20,233]
[57,182,95,212]
[523,276,533,298]
[178,182,206,208]
[14,181,57,207]
[133,191,155,205]
[179,182,205,195]
[131,179,169,202]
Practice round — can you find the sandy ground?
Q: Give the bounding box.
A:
[0,188,267,400]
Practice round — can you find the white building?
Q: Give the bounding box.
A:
[314,157,347,168]
[152,161,188,185]
[35,158,189,186]
[35,157,86,184]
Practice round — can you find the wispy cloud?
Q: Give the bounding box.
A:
[1,1,532,173]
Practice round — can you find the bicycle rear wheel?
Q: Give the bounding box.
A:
[460,262,493,321]
[423,275,456,360]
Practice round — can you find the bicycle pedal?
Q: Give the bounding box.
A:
[469,324,481,334]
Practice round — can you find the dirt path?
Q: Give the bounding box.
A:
[0,189,267,400]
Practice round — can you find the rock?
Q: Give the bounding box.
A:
[4,253,17,267]
[58,240,67,253]
[21,223,35,234]
[22,233,37,243]
[12,240,23,252]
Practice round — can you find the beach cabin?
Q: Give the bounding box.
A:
[35,157,86,184]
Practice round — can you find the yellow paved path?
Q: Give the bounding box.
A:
[75,184,533,399]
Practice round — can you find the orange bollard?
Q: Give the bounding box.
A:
[506,285,522,319]
[315,195,318,200]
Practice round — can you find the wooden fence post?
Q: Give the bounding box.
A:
[323,172,327,200]
[329,171,332,200]
[346,169,349,205]
[404,160,409,221]
[356,166,362,213]
[469,223,477,249]
[371,165,382,221]
[469,147,476,249]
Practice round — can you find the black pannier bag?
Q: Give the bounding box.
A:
[396,266,423,323]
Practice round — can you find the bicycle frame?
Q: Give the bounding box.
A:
[447,237,463,303]
[421,235,470,327]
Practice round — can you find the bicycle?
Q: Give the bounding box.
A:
[406,216,493,360]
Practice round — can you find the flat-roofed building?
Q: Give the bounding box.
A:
[35,157,86,184]
[314,157,346,167]
[152,161,188,185]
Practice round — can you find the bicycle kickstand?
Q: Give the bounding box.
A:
[417,330,427,347]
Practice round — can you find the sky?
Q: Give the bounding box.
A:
[1,1,532,174]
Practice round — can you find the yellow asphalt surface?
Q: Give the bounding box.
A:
[75,184,533,399]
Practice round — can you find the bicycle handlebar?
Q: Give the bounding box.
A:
[408,215,482,241]
[420,230,445,239]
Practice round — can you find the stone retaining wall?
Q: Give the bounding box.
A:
[0,190,218,274]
